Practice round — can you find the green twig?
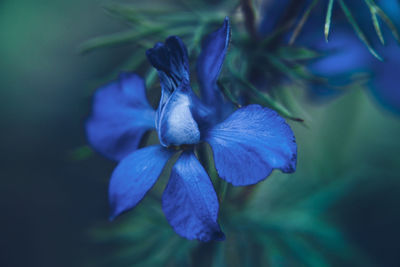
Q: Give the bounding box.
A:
[289,0,319,45]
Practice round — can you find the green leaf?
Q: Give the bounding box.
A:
[325,0,335,42]
[370,6,385,44]
[79,28,162,54]
[217,81,241,108]
[368,0,400,43]
[263,53,315,81]
[277,46,320,61]
[67,146,93,161]
[145,68,158,89]
[289,0,320,45]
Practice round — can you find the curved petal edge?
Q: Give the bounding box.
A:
[109,145,174,220]
[86,72,155,161]
[196,17,231,104]
[206,104,297,186]
[162,151,225,242]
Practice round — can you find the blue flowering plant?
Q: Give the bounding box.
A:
[86,17,297,242]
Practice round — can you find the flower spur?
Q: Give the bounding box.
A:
[86,18,297,242]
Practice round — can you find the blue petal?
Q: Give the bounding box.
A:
[205,105,297,186]
[109,145,174,220]
[86,72,155,161]
[157,82,201,147]
[372,1,400,114]
[146,36,190,95]
[370,42,400,114]
[297,11,370,81]
[147,36,213,146]
[297,25,371,102]
[196,17,230,105]
[307,31,370,82]
[303,31,369,102]
[162,151,225,242]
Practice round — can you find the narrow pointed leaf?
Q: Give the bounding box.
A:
[374,4,400,43]
[289,0,319,45]
[325,0,334,42]
[338,0,382,60]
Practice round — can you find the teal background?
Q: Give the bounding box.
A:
[0,0,125,265]
[1,0,400,266]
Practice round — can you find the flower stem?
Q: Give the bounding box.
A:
[219,180,229,203]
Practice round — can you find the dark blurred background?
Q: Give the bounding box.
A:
[1,0,400,266]
[0,0,131,266]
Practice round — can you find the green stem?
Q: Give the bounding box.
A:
[219,180,229,203]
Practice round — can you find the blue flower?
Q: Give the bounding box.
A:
[86,18,297,242]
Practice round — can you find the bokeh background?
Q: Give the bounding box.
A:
[0,0,125,266]
[1,0,400,266]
